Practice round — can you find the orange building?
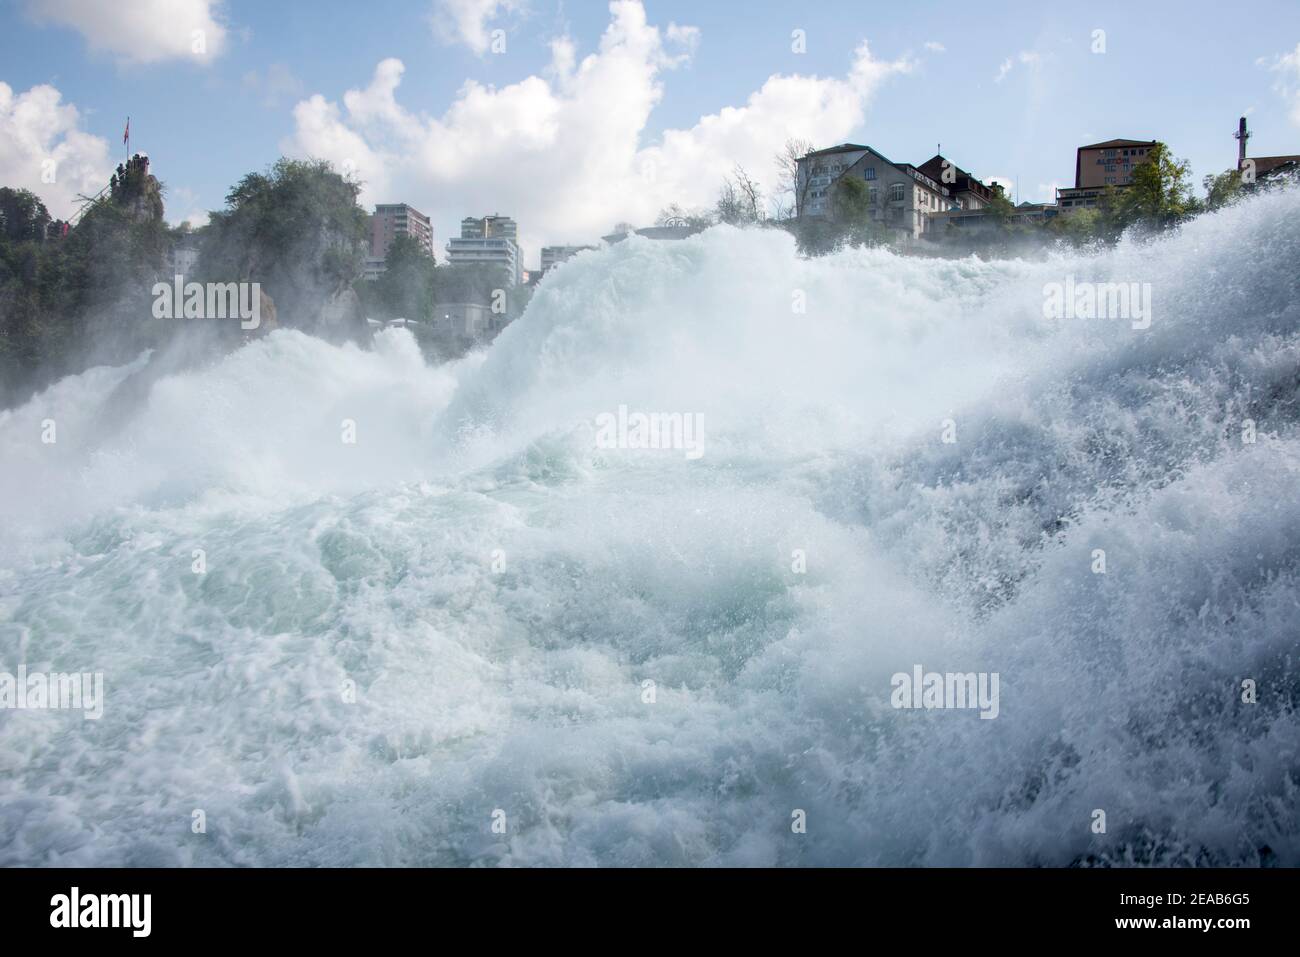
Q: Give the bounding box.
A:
[1057,138,1157,214]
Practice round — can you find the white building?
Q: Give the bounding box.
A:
[447,214,523,285]
[540,245,595,274]
[795,143,953,240]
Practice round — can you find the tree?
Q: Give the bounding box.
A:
[784,173,890,254]
[831,175,890,248]
[715,165,763,225]
[200,158,369,339]
[655,204,714,229]
[1203,169,1244,210]
[0,188,52,243]
[1112,143,1195,230]
[1047,207,1103,247]
[986,185,1016,224]
[772,137,814,220]
[373,234,436,320]
[830,175,872,223]
[0,160,171,406]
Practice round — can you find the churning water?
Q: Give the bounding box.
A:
[2,189,1298,866]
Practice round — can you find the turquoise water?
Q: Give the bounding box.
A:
[2,193,1298,865]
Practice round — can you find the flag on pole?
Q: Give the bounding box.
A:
[123,118,130,145]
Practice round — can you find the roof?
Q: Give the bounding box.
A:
[1250,155,1300,176]
[917,154,971,178]
[896,163,948,194]
[1078,138,1158,150]
[916,154,996,197]
[801,143,870,159]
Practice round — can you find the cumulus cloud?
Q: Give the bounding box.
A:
[26,0,227,65]
[431,0,523,55]
[287,0,915,262]
[0,81,113,219]
[1260,43,1300,127]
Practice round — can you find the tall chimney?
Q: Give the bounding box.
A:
[1236,116,1250,169]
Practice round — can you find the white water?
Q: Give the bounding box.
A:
[2,192,1298,866]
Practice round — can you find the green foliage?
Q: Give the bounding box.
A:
[371,234,436,320]
[434,262,510,307]
[1,155,380,406]
[830,175,872,222]
[355,247,531,362]
[1047,207,1104,246]
[0,188,52,243]
[200,158,368,332]
[985,187,1015,223]
[786,175,892,254]
[1203,169,1244,210]
[0,159,171,406]
[1110,143,1196,230]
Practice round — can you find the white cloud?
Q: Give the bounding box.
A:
[288,0,915,263]
[26,0,227,65]
[1035,180,1064,203]
[924,41,946,53]
[1260,43,1300,127]
[165,185,210,228]
[986,175,1014,198]
[994,50,1041,83]
[431,0,523,55]
[665,22,701,61]
[0,81,113,219]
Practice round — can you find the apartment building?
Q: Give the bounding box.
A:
[447,214,524,285]
[1056,138,1157,213]
[915,155,998,211]
[795,143,951,239]
[540,245,596,274]
[365,203,434,279]
[459,214,517,241]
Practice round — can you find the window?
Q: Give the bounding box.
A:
[864,167,877,180]
[868,187,879,204]
[890,183,905,202]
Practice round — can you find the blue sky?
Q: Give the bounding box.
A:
[2,0,1298,266]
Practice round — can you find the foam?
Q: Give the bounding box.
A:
[1,189,1298,865]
